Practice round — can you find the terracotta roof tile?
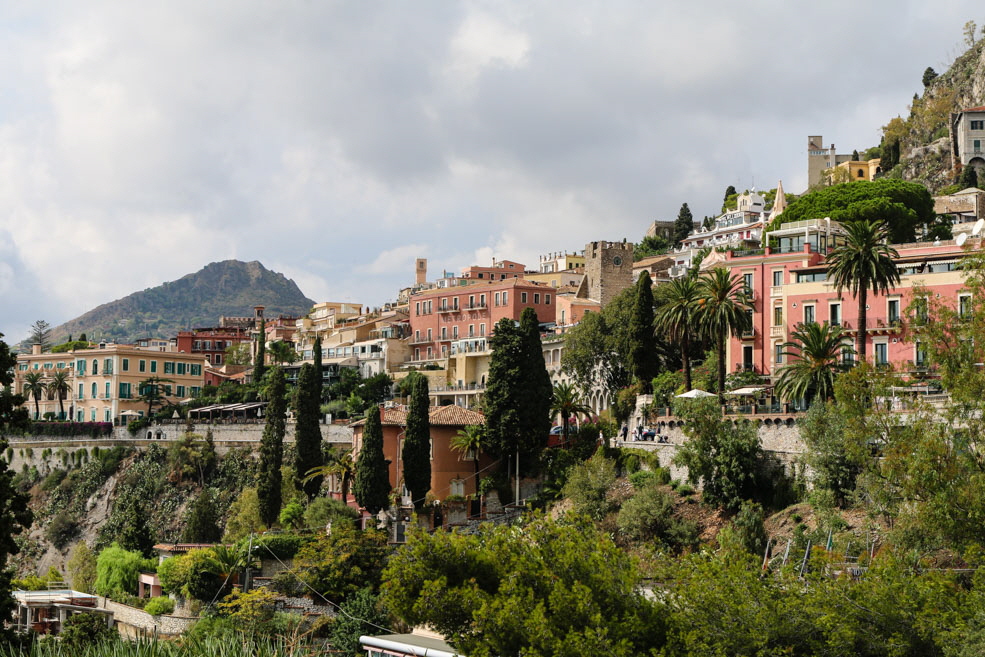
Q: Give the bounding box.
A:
[354,404,485,427]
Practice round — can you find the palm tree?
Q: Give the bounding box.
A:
[23,371,46,420]
[46,370,71,420]
[697,267,753,402]
[304,449,356,502]
[450,424,485,479]
[826,220,900,363]
[654,276,700,391]
[267,340,298,365]
[137,376,174,418]
[549,382,593,445]
[775,322,852,406]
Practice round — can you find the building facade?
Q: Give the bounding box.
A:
[13,343,206,422]
[174,327,251,366]
[584,240,634,307]
[953,106,985,170]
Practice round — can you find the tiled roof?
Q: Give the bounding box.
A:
[353,404,485,427]
[964,106,985,113]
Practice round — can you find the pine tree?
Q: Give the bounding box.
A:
[722,186,737,212]
[253,319,267,384]
[295,363,324,500]
[922,66,938,87]
[30,320,51,352]
[258,367,286,526]
[673,203,694,246]
[182,490,222,543]
[484,308,552,469]
[629,271,657,393]
[353,406,391,514]
[402,376,431,507]
[0,337,32,641]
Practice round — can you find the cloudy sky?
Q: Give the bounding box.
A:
[1,1,982,341]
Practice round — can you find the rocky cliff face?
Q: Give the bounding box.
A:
[895,40,985,191]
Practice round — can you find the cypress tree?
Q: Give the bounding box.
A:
[629,271,657,393]
[313,335,323,392]
[182,490,221,543]
[253,319,267,384]
[673,203,694,246]
[118,502,155,557]
[258,367,286,526]
[960,163,980,189]
[354,406,391,514]
[402,376,431,507]
[295,363,324,500]
[485,308,552,469]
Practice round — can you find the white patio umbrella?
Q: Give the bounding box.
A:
[675,389,716,399]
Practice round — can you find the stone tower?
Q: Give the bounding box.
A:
[584,240,634,307]
[415,258,428,285]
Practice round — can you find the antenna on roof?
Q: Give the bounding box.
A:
[956,232,969,247]
[973,219,984,236]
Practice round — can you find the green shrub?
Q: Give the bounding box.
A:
[303,497,360,530]
[654,467,672,485]
[251,534,303,560]
[60,611,118,648]
[144,596,175,615]
[561,449,617,521]
[629,470,656,490]
[127,418,149,435]
[45,510,79,549]
[676,484,695,497]
[623,454,640,474]
[94,544,156,597]
[40,469,67,492]
[278,499,305,530]
[731,500,768,556]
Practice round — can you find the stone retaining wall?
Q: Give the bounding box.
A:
[98,597,196,638]
[1,422,353,472]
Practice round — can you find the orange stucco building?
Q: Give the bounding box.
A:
[351,404,491,502]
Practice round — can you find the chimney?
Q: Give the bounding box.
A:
[32,343,41,355]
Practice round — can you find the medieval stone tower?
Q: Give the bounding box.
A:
[584,240,634,307]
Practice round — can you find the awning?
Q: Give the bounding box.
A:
[727,386,768,396]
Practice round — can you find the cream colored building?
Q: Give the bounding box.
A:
[13,343,206,422]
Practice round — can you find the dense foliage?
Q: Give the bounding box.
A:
[401,375,431,507]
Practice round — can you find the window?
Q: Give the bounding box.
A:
[190,364,202,376]
[803,305,815,324]
[427,300,433,313]
[774,343,783,364]
[468,295,474,308]
[450,479,465,496]
[521,292,528,303]
[190,386,201,397]
[773,306,783,326]
[139,360,146,372]
[441,327,447,339]
[150,361,158,373]
[414,348,420,361]
[78,383,84,400]
[495,292,501,306]
[176,385,185,397]
[959,295,972,319]
[469,325,475,337]
[453,326,459,338]
[416,302,421,316]
[77,409,84,422]
[972,120,985,130]
[914,298,928,323]
[177,362,186,375]
[214,354,222,365]
[165,385,172,396]
[480,294,486,307]
[480,323,486,336]
[502,291,508,304]
[772,270,783,286]
[92,359,98,375]
[415,330,420,342]
[534,293,540,304]
[915,343,927,367]
[76,359,86,374]
[122,358,129,372]
[164,362,175,374]
[545,294,551,304]
[743,273,753,293]
[888,299,900,324]
[975,139,982,153]
[119,382,131,399]
[427,328,432,340]
[426,347,433,359]
[91,383,97,398]
[875,343,888,366]
[842,344,855,365]
[90,408,96,422]
[830,303,841,326]
[104,358,112,374]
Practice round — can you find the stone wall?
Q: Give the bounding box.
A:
[98,597,196,638]
[1,422,353,472]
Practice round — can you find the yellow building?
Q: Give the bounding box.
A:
[832,158,882,182]
[13,343,206,423]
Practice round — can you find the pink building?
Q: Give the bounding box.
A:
[723,223,973,379]
[408,278,555,363]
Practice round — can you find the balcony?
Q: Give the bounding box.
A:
[770,285,783,298]
[770,326,784,338]
[465,302,487,310]
[839,317,903,334]
[741,327,755,339]
[734,363,759,374]
[409,336,433,346]
[436,305,460,314]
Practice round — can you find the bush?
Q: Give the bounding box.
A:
[40,468,67,492]
[303,497,360,530]
[654,467,672,485]
[60,612,118,648]
[561,449,617,521]
[144,596,175,615]
[629,470,656,490]
[127,418,149,435]
[251,534,304,561]
[46,510,79,549]
[623,454,640,474]
[28,422,113,437]
[617,485,677,543]
[278,499,305,530]
[731,500,768,556]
